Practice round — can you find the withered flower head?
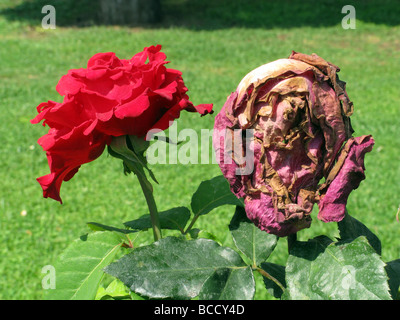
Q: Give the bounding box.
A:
[213,51,374,236]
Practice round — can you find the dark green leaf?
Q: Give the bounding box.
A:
[186,228,222,245]
[198,266,255,300]
[191,175,243,216]
[87,222,136,234]
[104,237,249,299]
[286,236,391,300]
[229,206,278,266]
[338,212,382,255]
[260,262,286,299]
[152,135,185,145]
[124,207,190,232]
[385,259,400,300]
[45,232,123,300]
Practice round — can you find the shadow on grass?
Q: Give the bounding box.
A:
[1,0,399,29]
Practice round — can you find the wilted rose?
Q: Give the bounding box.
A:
[213,51,374,236]
[32,45,213,203]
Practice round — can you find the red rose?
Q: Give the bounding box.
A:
[32,45,213,203]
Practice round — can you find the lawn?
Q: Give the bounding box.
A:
[0,0,399,300]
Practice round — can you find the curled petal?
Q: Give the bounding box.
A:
[87,52,123,69]
[245,192,310,237]
[317,135,374,222]
[36,121,109,203]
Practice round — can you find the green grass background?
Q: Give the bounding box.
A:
[0,0,399,299]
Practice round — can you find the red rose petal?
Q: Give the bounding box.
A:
[32,45,213,202]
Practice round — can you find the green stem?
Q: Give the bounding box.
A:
[255,267,286,293]
[287,232,297,253]
[136,173,162,241]
[183,213,200,235]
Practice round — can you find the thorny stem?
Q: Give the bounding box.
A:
[255,267,286,293]
[122,231,142,248]
[136,173,162,241]
[183,213,200,235]
[125,234,133,248]
[109,136,162,241]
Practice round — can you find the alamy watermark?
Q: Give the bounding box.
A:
[40,4,356,30]
[41,265,56,289]
[144,121,255,175]
[41,5,56,29]
[342,5,356,29]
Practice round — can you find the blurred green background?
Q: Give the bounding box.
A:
[0,0,399,299]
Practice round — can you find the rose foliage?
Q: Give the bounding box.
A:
[33,50,399,301]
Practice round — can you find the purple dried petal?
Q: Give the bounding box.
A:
[245,192,309,237]
[317,135,374,222]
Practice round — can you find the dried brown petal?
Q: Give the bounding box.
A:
[213,52,373,236]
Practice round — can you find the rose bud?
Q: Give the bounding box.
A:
[213,51,374,236]
[32,45,213,203]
